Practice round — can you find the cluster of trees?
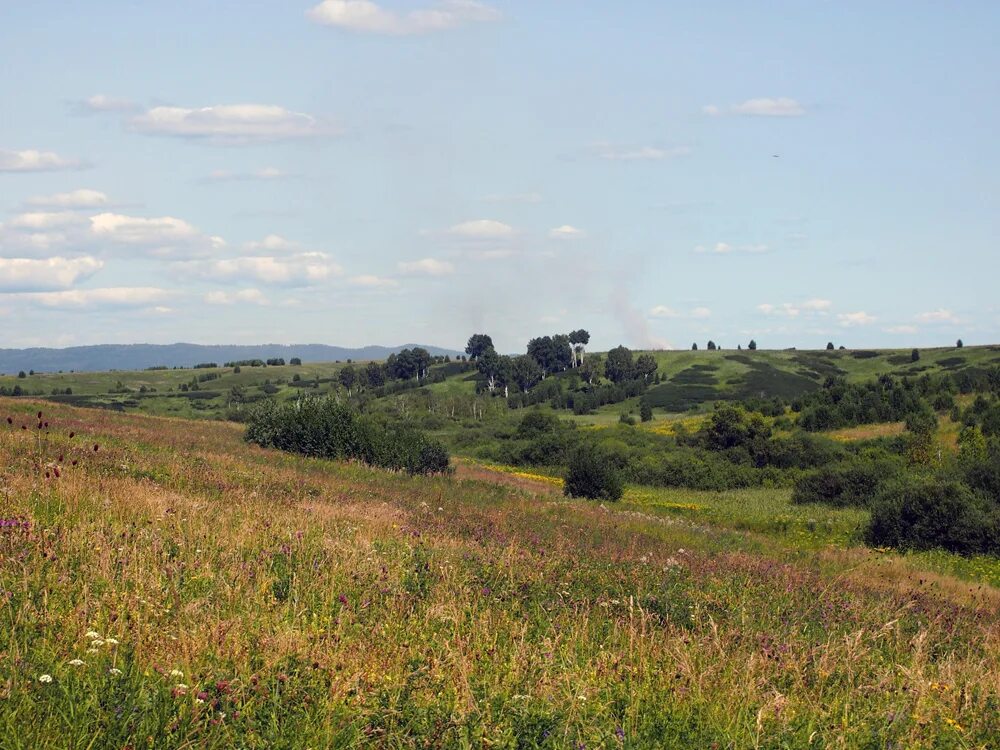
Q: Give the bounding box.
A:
[244,396,450,475]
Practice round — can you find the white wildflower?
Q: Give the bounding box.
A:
[38,674,53,683]
[169,669,184,678]
[196,698,205,704]
[85,630,101,639]
[91,639,105,647]
[68,659,85,667]
[86,648,98,654]
[175,683,189,690]
[108,668,123,676]
[105,638,119,646]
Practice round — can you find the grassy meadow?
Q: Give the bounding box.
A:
[2,397,999,748]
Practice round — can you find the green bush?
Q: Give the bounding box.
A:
[792,459,902,508]
[866,479,999,555]
[244,397,450,475]
[564,446,624,501]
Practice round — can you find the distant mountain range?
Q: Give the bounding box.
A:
[0,343,463,374]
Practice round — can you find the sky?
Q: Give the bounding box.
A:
[1,1,998,353]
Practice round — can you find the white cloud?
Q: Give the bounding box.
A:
[884,325,918,335]
[594,144,690,161]
[0,256,103,292]
[548,225,585,239]
[398,258,455,276]
[690,306,712,319]
[130,104,335,144]
[838,311,876,327]
[0,149,86,172]
[90,212,224,257]
[9,212,87,230]
[759,300,831,318]
[244,234,297,253]
[25,189,111,209]
[13,287,171,309]
[915,308,960,324]
[172,253,343,286]
[203,167,292,182]
[705,98,806,117]
[204,288,268,305]
[349,274,398,288]
[307,0,500,35]
[648,305,680,319]
[446,219,515,239]
[696,242,768,255]
[76,94,138,113]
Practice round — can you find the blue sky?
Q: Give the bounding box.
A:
[1,1,997,352]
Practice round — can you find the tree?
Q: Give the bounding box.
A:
[568,329,591,367]
[365,361,385,388]
[604,345,635,384]
[911,348,920,363]
[511,355,542,393]
[477,347,513,396]
[579,354,602,385]
[707,341,717,351]
[748,340,758,351]
[826,342,835,350]
[691,342,698,351]
[564,446,624,501]
[17,371,26,379]
[957,339,964,348]
[958,425,988,466]
[635,353,658,382]
[640,399,653,422]
[465,334,494,360]
[290,357,302,365]
[339,365,357,395]
[527,335,572,375]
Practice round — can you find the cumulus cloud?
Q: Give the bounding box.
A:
[838,311,876,327]
[204,288,268,305]
[130,104,335,144]
[916,308,960,324]
[884,325,918,335]
[171,253,343,286]
[13,287,171,309]
[75,94,138,114]
[244,234,298,253]
[548,225,585,239]
[801,298,832,311]
[90,213,225,257]
[690,306,712,319]
[0,256,103,292]
[9,212,87,230]
[0,149,86,172]
[203,167,293,182]
[397,258,454,276]
[594,144,690,161]
[307,0,500,35]
[445,219,515,239]
[704,97,806,117]
[759,300,831,318]
[25,189,111,209]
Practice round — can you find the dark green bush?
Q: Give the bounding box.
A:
[792,459,902,508]
[865,479,999,555]
[564,446,624,501]
[245,397,450,475]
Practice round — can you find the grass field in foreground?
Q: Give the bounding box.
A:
[1,398,999,748]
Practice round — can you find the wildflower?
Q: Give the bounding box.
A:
[175,683,189,690]
[109,668,123,676]
[68,659,85,667]
[169,669,184,678]
[105,638,119,645]
[91,639,105,647]
[38,674,53,683]
[87,648,98,654]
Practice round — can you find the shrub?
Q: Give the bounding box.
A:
[245,397,450,475]
[564,446,624,501]
[792,459,901,508]
[866,479,999,555]
[640,399,653,422]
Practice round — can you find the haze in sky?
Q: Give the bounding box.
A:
[1,1,997,352]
